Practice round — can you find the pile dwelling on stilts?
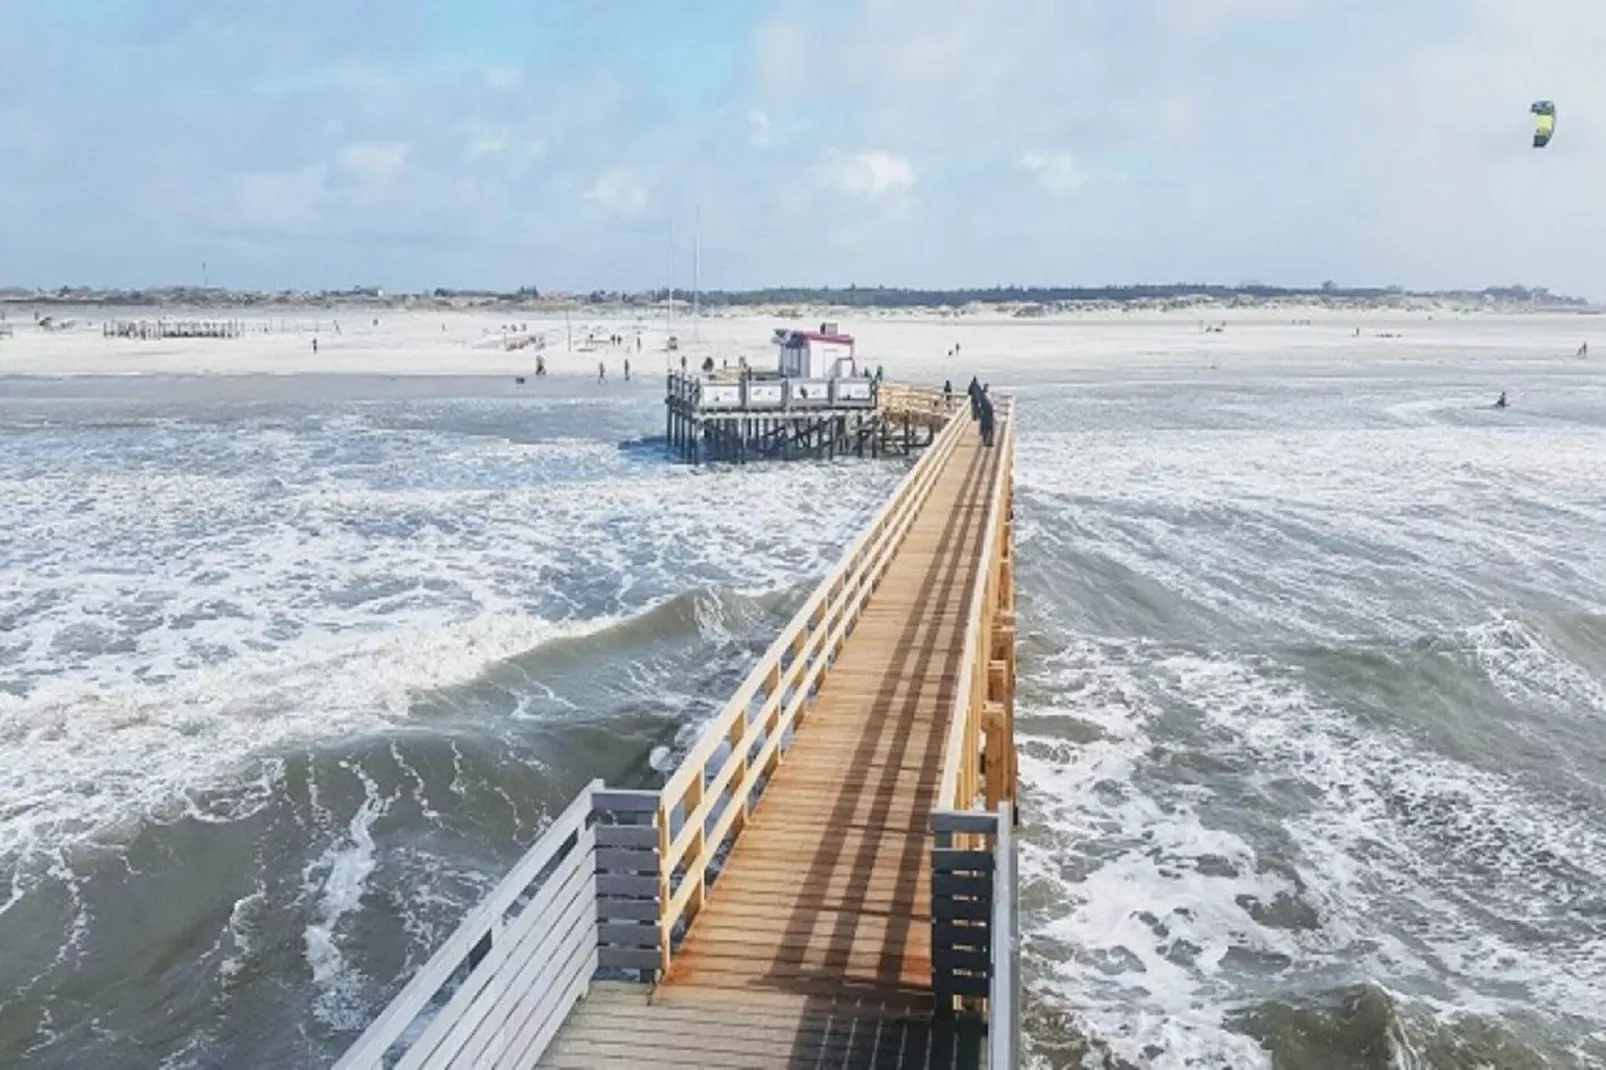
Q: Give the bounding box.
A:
[665,324,955,464]
[103,319,246,340]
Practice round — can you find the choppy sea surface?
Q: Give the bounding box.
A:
[2,348,1604,1069]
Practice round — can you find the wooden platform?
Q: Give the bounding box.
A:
[539,422,1003,1069]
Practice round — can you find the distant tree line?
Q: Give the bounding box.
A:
[0,281,1589,308]
[591,283,1589,308]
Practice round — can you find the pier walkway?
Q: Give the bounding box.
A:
[336,385,1019,1070]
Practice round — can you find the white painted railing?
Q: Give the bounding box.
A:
[333,784,660,1070]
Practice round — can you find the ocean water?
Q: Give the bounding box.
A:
[2,350,1604,1068]
[1012,358,1606,1069]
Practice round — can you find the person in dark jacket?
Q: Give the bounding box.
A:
[978,392,995,446]
[967,377,982,419]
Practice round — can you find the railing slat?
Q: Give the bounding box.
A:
[595,825,658,849]
[598,947,663,971]
[593,790,659,812]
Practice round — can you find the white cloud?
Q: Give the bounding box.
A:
[747,107,774,148]
[1018,150,1087,196]
[467,133,506,159]
[818,149,916,198]
[1157,0,1308,33]
[335,142,410,185]
[235,163,328,230]
[582,167,651,218]
[485,66,521,90]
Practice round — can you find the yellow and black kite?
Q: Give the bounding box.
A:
[1532,101,1556,148]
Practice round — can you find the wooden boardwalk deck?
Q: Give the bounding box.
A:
[538,424,1003,1069]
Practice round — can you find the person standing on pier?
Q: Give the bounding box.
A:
[978,389,996,447]
[943,380,953,407]
[967,377,981,420]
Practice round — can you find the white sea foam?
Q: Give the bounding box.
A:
[1013,362,1606,1064]
[302,763,390,1031]
[0,409,894,879]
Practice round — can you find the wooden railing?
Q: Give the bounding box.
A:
[877,382,963,422]
[653,400,970,967]
[934,396,1017,814]
[333,784,660,1070]
[666,371,878,411]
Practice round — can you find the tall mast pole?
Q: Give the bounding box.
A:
[693,203,701,342]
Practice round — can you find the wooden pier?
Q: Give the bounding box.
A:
[336,393,1019,1069]
[664,373,958,464]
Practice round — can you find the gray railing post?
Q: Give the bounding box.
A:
[989,803,1018,1070]
[591,789,663,982]
[930,810,998,1014]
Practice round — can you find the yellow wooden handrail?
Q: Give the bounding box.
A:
[935,396,1016,812]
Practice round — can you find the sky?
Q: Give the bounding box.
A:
[2,0,1603,296]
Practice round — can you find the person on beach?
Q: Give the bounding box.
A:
[598,361,606,382]
[624,358,631,381]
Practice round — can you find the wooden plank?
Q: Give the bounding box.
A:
[931,811,1000,835]
[673,913,933,950]
[932,850,994,874]
[599,947,661,971]
[933,874,991,898]
[597,922,658,949]
[932,923,990,952]
[594,848,656,873]
[593,790,659,812]
[596,897,660,923]
[594,825,658,849]
[933,898,991,922]
[935,974,991,999]
[933,947,991,974]
[596,874,657,898]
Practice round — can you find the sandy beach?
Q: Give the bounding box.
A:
[0,305,1597,383]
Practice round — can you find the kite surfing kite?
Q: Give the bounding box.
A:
[1532,101,1556,148]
